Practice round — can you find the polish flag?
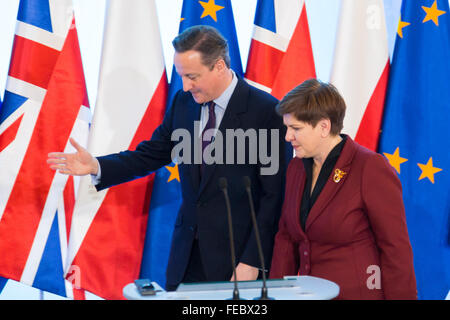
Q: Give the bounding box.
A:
[330,0,390,151]
[245,0,316,100]
[65,0,168,299]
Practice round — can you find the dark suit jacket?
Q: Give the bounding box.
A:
[96,78,288,289]
[269,137,417,299]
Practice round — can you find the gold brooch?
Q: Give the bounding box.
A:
[333,169,347,183]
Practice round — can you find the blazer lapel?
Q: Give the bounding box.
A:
[305,137,358,232]
[197,78,248,196]
[289,160,308,240]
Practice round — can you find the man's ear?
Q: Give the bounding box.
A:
[214,58,226,72]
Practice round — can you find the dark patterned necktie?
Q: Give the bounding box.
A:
[201,101,216,177]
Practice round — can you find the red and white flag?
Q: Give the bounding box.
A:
[245,0,316,100]
[0,0,90,298]
[330,0,390,151]
[65,0,168,299]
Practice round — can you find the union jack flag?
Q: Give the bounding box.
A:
[245,0,316,100]
[0,0,90,298]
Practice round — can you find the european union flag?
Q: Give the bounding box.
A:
[379,0,450,299]
[140,0,243,288]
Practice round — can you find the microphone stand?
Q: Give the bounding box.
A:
[243,176,274,300]
[219,177,243,300]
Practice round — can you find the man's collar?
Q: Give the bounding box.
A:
[212,70,238,110]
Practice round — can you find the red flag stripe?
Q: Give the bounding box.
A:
[271,5,316,99]
[0,24,87,279]
[63,175,75,243]
[130,71,168,150]
[72,287,86,300]
[8,35,60,90]
[71,74,168,300]
[0,114,23,153]
[245,39,284,89]
[354,62,390,151]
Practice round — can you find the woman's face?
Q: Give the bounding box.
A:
[283,113,324,159]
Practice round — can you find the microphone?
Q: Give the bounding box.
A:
[243,176,273,300]
[219,177,242,300]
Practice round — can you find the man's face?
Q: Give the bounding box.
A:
[174,50,224,104]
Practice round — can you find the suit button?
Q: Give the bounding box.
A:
[304,251,308,256]
[197,202,207,208]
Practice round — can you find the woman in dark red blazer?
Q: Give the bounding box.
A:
[269,79,417,299]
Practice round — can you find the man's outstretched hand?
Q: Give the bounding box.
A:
[47,137,98,176]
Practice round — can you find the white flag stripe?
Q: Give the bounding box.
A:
[0,76,46,137]
[331,0,389,138]
[66,0,167,276]
[251,26,290,52]
[5,76,47,104]
[77,105,92,125]
[48,0,75,38]
[15,21,65,51]
[244,78,272,93]
[57,198,68,269]
[88,1,165,156]
[274,0,304,39]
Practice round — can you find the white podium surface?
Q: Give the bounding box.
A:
[123,275,339,300]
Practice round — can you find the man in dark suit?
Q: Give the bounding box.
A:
[48,25,288,291]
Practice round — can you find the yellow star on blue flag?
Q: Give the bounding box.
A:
[165,163,180,182]
[422,0,446,26]
[199,0,225,22]
[417,157,442,184]
[379,0,450,299]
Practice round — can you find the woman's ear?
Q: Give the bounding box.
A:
[319,118,332,138]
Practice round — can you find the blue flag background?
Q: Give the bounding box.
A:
[379,0,450,299]
[168,0,243,104]
[140,0,243,289]
[0,277,5,294]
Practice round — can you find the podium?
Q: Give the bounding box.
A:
[123,275,339,300]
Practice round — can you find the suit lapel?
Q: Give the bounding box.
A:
[305,137,358,232]
[187,100,202,193]
[197,78,248,196]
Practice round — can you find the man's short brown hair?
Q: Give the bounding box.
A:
[277,79,346,135]
[172,25,231,69]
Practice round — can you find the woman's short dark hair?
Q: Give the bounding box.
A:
[277,79,346,136]
[172,25,231,69]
